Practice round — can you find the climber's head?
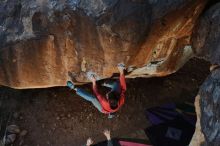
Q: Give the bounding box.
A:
[107,91,120,110]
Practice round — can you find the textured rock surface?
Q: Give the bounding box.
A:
[199,68,220,145]
[189,95,205,146]
[0,0,206,88]
[149,0,191,20]
[192,2,220,65]
[189,2,220,146]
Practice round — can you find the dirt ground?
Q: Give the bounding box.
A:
[0,58,210,146]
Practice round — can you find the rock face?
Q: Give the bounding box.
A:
[0,0,206,88]
[197,68,220,146]
[192,2,220,65]
[189,95,205,146]
[190,2,220,145]
[2,1,220,146]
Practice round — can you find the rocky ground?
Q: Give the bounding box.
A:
[0,58,210,146]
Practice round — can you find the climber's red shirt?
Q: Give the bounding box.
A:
[92,74,126,114]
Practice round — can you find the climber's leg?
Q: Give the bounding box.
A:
[76,88,102,112]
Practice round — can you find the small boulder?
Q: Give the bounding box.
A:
[7,125,20,134]
[3,134,16,145]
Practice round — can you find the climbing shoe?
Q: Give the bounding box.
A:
[67,81,75,90]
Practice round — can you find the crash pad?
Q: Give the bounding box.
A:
[119,141,152,146]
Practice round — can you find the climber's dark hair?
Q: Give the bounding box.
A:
[108,91,120,110]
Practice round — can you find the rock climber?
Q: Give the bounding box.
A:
[67,63,126,118]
